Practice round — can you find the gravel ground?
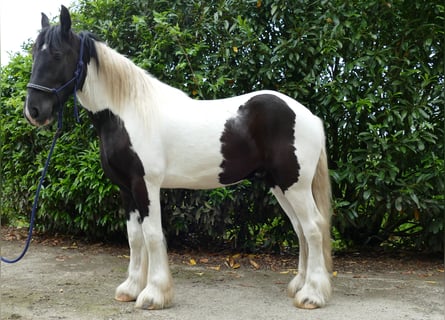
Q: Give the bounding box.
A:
[1,235,444,320]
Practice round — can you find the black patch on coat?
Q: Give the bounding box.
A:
[219,94,300,191]
[89,110,149,221]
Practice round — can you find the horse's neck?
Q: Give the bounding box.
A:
[78,42,155,115]
[77,40,192,136]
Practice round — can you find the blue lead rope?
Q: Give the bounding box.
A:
[1,35,85,264]
[1,109,63,264]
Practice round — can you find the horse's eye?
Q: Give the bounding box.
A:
[53,51,63,60]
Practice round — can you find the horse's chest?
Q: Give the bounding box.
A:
[90,110,145,190]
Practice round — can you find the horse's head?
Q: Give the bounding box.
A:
[24,5,82,126]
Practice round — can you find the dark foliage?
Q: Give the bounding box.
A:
[1,0,443,252]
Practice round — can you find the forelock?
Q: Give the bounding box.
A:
[34,25,73,53]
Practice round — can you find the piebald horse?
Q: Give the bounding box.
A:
[24,6,332,310]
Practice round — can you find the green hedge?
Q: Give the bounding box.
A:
[1,0,443,252]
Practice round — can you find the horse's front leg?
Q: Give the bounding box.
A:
[135,182,173,309]
[115,209,148,302]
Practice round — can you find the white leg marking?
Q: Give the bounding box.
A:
[135,183,173,309]
[282,187,332,309]
[115,211,148,302]
[271,188,307,297]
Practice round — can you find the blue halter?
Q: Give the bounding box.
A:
[26,34,86,124]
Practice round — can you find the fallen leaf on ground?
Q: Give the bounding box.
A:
[225,256,241,269]
[208,265,221,271]
[249,259,260,270]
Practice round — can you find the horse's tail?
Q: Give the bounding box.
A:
[311,139,333,273]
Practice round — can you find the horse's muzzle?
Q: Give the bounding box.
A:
[24,96,54,127]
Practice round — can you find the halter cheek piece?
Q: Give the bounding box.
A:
[26,34,86,128]
[0,35,86,264]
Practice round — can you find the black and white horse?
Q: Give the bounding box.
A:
[24,6,332,310]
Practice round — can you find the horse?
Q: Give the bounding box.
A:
[24,6,332,310]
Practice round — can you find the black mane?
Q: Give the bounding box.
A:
[79,31,100,69]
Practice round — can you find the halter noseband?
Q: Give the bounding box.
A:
[26,34,86,126]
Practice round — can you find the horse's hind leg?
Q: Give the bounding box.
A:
[277,186,332,309]
[271,188,308,296]
[115,191,148,302]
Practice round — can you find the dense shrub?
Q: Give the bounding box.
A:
[1,0,443,252]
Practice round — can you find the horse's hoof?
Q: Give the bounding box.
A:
[138,300,157,310]
[295,301,319,309]
[115,294,136,302]
[134,284,173,310]
[135,298,164,310]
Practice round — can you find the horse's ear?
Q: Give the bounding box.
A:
[60,5,71,37]
[41,13,50,29]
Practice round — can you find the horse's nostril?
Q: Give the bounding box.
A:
[29,107,39,118]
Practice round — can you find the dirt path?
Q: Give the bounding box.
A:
[1,238,443,320]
